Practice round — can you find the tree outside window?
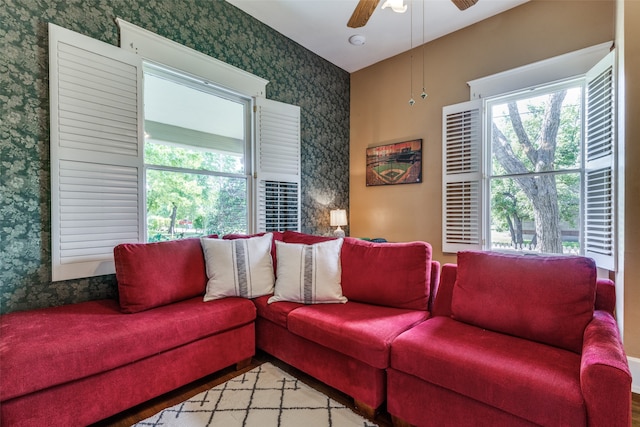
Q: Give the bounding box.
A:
[488,83,582,254]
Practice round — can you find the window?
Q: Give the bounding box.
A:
[49,22,300,281]
[143,65,251,241]
[443,48,616,270]
[487,81,582,255]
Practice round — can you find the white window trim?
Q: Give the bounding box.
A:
[116,19,303,235]
[443,44,616,272]
[467,42,611,100]
[50,22,301,281]
[116,19,268,98]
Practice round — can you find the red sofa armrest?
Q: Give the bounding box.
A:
[595,278,616,315]
[580,310,631,427]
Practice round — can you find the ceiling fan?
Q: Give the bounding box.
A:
[347,0,479,28]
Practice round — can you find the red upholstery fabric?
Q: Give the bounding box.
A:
[580,310,632,427]
[432,262,457,317]
[427,260,441,312]
[0,297,255,402]
[288,301,428,369]
[1,324,255,427]
[114,238,211,313]
[595,278,616,314]
[224,231,284,242]
[282,230,336,244]
[387,369,538,427]
[256,317,386,409]
[452,251,596,353]
[340,238,432,310]
[391,317,585,426]
[223,232,284,272]
[252,294,303,328]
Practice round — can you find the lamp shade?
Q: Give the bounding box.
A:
[330,209,348,227]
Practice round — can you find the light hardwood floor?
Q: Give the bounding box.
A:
[92,353,640,427]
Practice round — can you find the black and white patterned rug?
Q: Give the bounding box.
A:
[133,363,377,426]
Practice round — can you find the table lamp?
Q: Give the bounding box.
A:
[330,209,347,238]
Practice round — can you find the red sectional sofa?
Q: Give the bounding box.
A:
[1,234,631,427]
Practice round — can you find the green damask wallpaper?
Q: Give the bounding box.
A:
[0,0,350,313]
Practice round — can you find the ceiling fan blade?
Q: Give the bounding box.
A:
[347,0,381,28]
[451,0,479,10]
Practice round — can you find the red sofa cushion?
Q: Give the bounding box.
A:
[282,230,336,244]
[340,238,432,310]
[451,251,596,353]
[0,297,255,402]
[114,238,211,313]
[391,317,585,426]
[287,301,428,369]
[252,294,303,328]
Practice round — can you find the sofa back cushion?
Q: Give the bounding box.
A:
[340,238,432,310]
[282,230,336,245]
[114,238,209,313]
[451,251,597,353]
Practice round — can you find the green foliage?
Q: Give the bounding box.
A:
[193,215,205,233]
[204,177,248,236]
[145,142,248,241]
[490,179,533,232]
[145,142,243,173]
[556,173,580,227]
[148,233,170,243]
[556,103,581,169]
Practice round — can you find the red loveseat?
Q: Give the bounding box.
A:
[252,231,440,417]
[0,238,256,427]
[387,251,632,427]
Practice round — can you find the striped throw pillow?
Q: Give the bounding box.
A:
[268,239,347,304]
[201,233,275,301]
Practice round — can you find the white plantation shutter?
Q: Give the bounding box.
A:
[584,51,616,270]
[255,97,301,232]
[49,23,143,281]
[442,100,483,253]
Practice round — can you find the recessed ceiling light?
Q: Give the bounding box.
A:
[348,34,366,46]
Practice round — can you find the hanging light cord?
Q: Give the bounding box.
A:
[421,0,427,100]
[409,0,415,106]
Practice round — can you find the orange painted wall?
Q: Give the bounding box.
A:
[350,0,640,357]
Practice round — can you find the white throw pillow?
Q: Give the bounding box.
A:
[268,239,347,304]
[201,233,275,301]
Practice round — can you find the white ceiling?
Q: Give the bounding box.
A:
[225,0,529,73]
